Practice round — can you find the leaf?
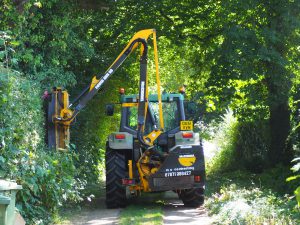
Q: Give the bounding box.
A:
[294,186,300,206]
[291,157,300,162]
[286,175,300,182]
[291,163,300,172]
[0,51,5,59]
[11,58,18,65]
[10,41,20,47]
[0,38,4,46]
[34,2,42,8]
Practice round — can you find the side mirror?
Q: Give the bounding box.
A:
[186,102,197,115]
[105,104,114,116]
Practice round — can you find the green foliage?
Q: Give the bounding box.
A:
[206,184,299,225]
[207,110,271,173]
[206,110,240,174]
[0,67,43,152]
[234,120,270,172]
[206,169,300,225]
[1,0,101,187]
[290,89,300,154]
[0,31,19,68]
[13,151,83,224]
[0,67,84,224]
[1,0,95,88]
[103,0,300,165]
[71,79,122,182]
[287,158,300,206]
[1,0,300,222]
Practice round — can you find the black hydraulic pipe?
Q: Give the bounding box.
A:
[69,86,89,108]
[137,128,151,149]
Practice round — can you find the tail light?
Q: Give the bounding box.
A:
[115,134,125,139]
[194,175,201,182]
[182,132,193,138]
[122,178,135,186]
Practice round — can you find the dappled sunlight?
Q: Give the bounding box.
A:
[163,191,214,225]
[219,199,252,219]
[2,0,300,224]
[61,208,120,225]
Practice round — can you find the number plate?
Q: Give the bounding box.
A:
[180,121,193,130]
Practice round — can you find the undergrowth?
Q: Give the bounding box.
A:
[0,67,85,224]
[205,111,300,224]
[206,183,299,225]
[205,110,239,174]
[205,169,300,225]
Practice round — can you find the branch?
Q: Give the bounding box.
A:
[158,10,174,23]
[179,29,224,44]
[12,0,29,13]
[157,9,223,44]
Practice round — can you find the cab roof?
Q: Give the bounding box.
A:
[120,93,184,103]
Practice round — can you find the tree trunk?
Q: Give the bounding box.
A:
[263,1,296,167]
[268,101,292,166]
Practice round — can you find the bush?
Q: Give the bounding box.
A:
[287,157,300,207]
[207,110,270,174]
[8,150,84,224]
[235,120,269,172]
[206,184,300,225]
[206,110,240,174]
[0,67,84,224]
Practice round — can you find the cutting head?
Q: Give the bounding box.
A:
[46,88,70,150]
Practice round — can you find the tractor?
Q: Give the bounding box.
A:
[105,91,205,208]
[45,29,206,208]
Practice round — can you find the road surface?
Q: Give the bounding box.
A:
[60,192,213,225]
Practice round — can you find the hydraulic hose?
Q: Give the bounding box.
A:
[137,126,151,149]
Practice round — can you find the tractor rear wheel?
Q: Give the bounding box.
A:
[178,187,205,207]
[105,146,127,208]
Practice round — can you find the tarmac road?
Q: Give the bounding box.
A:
[60,192,213,225]
[163,191,213,225]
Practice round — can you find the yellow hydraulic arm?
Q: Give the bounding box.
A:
[50,29,164,149]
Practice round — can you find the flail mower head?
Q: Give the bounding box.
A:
[46,87,70,150]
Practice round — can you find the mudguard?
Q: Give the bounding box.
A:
[148,145,205,191]
[108,132,133,149]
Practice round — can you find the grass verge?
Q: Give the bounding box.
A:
[119,192,165,225]
[119,203,163,225]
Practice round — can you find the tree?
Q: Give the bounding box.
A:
[103,0,300,166]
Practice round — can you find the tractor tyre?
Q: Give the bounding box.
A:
[178,187,205,207]
[105,146,127,208]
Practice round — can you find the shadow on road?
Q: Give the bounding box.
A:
[60,194,120,225]
[162,191,213,225]
[60,187,213,225]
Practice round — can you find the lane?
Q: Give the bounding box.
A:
[163,192,213,225]
[60,197,120,225]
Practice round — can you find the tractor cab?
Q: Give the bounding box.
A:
[119,93,186,152]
